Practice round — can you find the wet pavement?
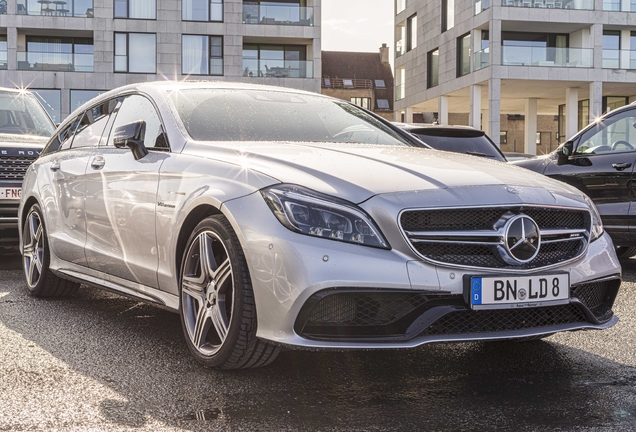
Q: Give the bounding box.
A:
[1,251,636,431]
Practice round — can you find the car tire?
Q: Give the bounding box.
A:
[179,215,280,369]
[616,246,636,259]
[22,203,80,297]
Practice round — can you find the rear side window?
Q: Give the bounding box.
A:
[413,129,505,161]
[41,116,81,156]
[72,100,116,149]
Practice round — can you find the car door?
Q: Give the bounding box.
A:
[84,94,170,288]
[544,108,636,245]
[39,112,103,266]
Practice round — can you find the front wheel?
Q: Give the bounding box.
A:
[22,203,79,297]
[179,215,280,369]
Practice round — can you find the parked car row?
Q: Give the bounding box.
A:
[2,83,623,369]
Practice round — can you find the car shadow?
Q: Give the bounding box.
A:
[1,253,636,430]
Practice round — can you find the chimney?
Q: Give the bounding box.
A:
[379,43,389,63]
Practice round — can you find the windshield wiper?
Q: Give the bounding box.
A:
[465,151,495,158]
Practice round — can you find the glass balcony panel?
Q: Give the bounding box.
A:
[17,0,93,16]
[502,46,592,67]
[474,48,490,70]
[502,0,593,9]
[242,3,313,26]
[396,39,405,57]
[395,84,404,101]
[242,59,313,78]
[17,51,93,72]
[602,49,636,69]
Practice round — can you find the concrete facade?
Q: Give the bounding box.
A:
[0,0,321,121]
[395,0,636,154]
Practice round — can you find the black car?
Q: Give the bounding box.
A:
[393,123,507,162]
[0,88,55,248]
[513,103,636,258]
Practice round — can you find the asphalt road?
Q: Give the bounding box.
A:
[1,251,636,431]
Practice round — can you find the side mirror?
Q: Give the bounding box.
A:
[556,141,574,166]
[113,120,148,160]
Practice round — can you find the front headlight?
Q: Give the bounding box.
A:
[583,194,604,242]
[261,184,390,249]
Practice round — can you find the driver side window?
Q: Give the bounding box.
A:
[575,110,636,155]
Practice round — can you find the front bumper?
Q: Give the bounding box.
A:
[222,192,622,349]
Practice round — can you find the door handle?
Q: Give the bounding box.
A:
[50,160,60,171]
[612,163,632,171]
[91,156,105,169]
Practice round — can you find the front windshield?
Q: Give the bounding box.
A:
[0,92,55,137]
[169,89,411,146]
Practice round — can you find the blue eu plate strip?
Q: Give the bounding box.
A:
[471,278,482,305]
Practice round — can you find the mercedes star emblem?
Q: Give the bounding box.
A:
[503,214,541,263]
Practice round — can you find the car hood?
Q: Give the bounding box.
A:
[184,141,588,204]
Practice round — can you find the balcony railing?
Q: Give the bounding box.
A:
[475,0,490,13]
[17,0,93,16]
[322,78,373,89]
[602,49,636,69]
[396,84,404,101]
[242,3,313,26]
[474,48,490,70]
[501,0,593,9]
[603,0,636,10]
[242,59,313,78]
[502,46,593,67]
[17,51,94,72]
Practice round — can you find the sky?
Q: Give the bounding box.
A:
[321,0,394,65]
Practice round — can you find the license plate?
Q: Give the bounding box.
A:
[469,273,570,310]
[0,187,21,200]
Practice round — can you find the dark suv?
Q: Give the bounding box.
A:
[513,103,636,258]
[393,123,507,162]
[0,88,55,248]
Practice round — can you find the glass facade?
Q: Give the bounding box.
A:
[243,2,313,26]
[427,49,439,88]
[406,14,417,51]
[0,35,6,70]
[114,32,156,73]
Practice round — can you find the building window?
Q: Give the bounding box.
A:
[18,36,94,72]
[114,0,156,19]
[182,35,223,75]
[396,0,406,13]
[0,36,8,70]
[350,98,371,110]
[427,48,439,88]
[31,89,61,123]
[500,131,507,144]
[375,80,386,88]
[441,0,454,32]
[457,33,471,77]
[406,14,417,51]
[114,32,156,73]
[242,44,311,78]
[70,89,105,112]
[602,30,620,68]
[604,96,628,112]
[183,0,222,22]
[377,99,390,109]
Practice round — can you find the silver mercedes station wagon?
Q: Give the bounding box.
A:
[19,82,622,369]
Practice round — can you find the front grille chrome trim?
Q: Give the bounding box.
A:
[398,204,593,273]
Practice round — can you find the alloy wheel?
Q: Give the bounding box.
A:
[181,230,234,356]
[23,210,44,288]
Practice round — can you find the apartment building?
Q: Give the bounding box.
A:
[321,44,395,120]
[394,0,636,154]
[0,0,321,122]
